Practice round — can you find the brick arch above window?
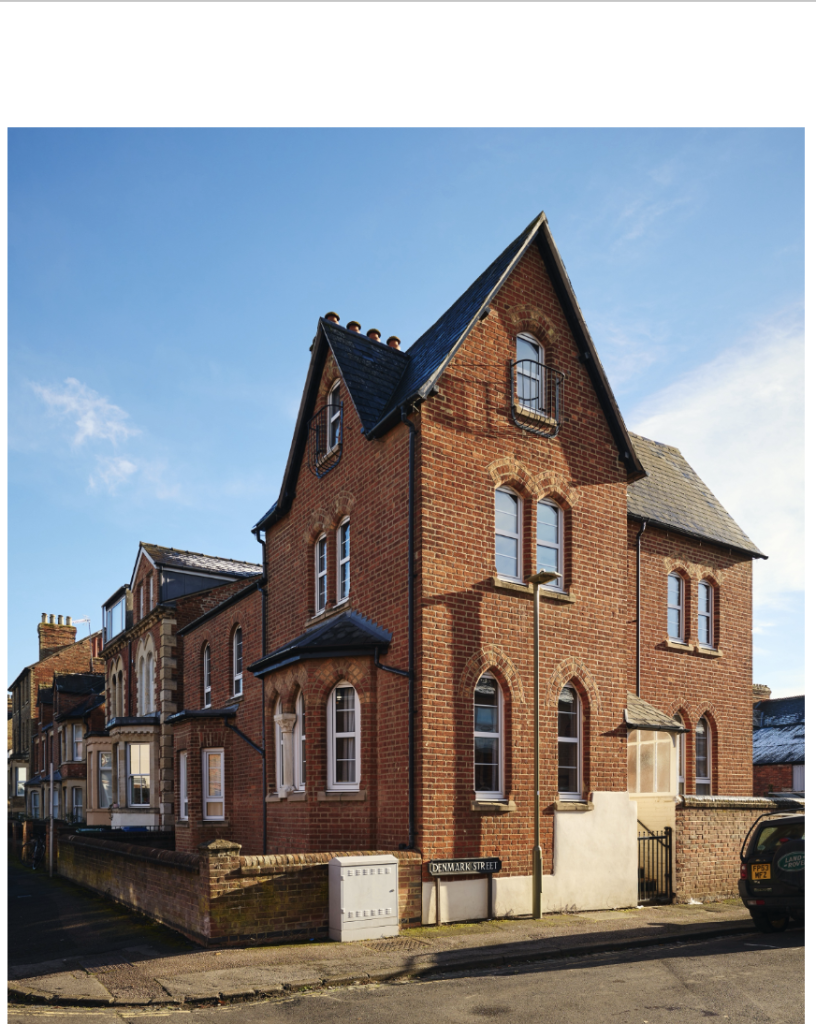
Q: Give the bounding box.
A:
[303,509,335,545]
[546,656,602,715]
[457,645,525,705]
[312,659,371,705]
[505,304,557,343]
[662,557,724,586]
[487,456,538,502]
[267,664,308,713]
[332,491,356,522]
[532,471,580,510]
[687,702,720,736]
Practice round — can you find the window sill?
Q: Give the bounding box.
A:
[199,818,229,825]
[471,799,517,813]
[266,791,307,803]
[176,819,189,827]
[664,638,693,652]
[664,638,723,658]
[317,790,366,802]
[513,402,557,428]
[555,800,594,812]
[695,646,723,659]
[492,576,575,603]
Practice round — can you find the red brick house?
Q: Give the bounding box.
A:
[86,544,261,830]
[164,213,764,921]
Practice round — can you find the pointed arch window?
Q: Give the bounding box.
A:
[495,487,522,581]
[557,685,582,799]
[474,675,503,798]
[668,573,684,641]
[315,535,328,612]
[536,499,563,589]
[337,519,350,603]
[232,628,243,697]
[327,684,360,791]
[695,718,711,795]
[698,581,713,647]
[515,333,544,411]
[203,645,211,708]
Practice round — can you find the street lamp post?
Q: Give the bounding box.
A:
[525,569,561,919]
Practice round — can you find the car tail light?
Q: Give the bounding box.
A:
[740,864,747,879]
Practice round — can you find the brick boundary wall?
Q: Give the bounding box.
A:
[57,835,422,946]
[674,795,804,902]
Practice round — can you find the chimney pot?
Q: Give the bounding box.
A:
[58,615,64,626]
[41,613,46,623]
[67,616,72,626]
[49,614,55,624]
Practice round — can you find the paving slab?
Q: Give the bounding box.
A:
[9,972,114,1005]
[157,967,287,1001]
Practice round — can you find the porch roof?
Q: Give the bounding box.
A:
[624,693,688,733]
[249,610,392,676]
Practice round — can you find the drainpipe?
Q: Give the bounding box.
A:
[636,521,647,697]
[400,406,417,851]
[253,527,268,856]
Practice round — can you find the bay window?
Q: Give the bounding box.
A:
[327,684,359,791]
[99,751,113,809]
[127,742,151,807]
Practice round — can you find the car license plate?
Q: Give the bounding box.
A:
[751,863,771,880]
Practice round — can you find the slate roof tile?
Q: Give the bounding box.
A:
[250,610,392,675]
[141,543,262,578]
[627,434,764,557]
[322,322,408,434]
[624,692,686,732]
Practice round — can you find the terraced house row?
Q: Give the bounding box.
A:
[12,214,772,923]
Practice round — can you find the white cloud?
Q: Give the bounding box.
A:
[89,455,138,494]
[32,377,138,446]
[629,312,804,608]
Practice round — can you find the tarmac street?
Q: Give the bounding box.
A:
[6,933,805,1023]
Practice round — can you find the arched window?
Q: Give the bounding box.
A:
[557,684,582,799]
[203,645,211,708]
[296,690,306,791]
[698,581,714,648]
[315,535,328,612]
[495,487,522,581]
[137,656,145,715]
[327,683,360,791]
[667,573,684,641]
[515,333,544,411]
[674,714,686,795]
[178,751,188,821]
[695,718,711,795]
[474,675,503,798]
[145,652,154,713]
[337,519,350,603]
[327,381,342,450]
[117,671,123,717]
[274,692,307,795]
[536,499,563,589]
[232,628,243,697]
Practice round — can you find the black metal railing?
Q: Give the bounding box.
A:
[638,825,673,904]
[510,359,564,437]
[308,401,343,478]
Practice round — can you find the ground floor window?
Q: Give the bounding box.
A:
[327,684,360,790]
[99,751,113,808]
[128,742,151,806]
[202,748,225,820]
[15,766,28,797]
[53,788,60,819]
[72,787,83,821]
[179,752,189,820]
[30,791,40,818]
[557,684,581,799]
[695,718,712,795]
[474,675,503,798]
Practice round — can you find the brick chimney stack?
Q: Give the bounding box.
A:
[38,613,77,661]
[752,683,772,703]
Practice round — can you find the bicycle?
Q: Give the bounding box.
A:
[22,835,45,870]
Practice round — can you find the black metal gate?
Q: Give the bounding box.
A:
[638,824,673,904]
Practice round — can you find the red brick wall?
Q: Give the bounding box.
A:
[628,522,755,795]
[753,763,794,795]
[674,797,802,901]
[58,834,422,945]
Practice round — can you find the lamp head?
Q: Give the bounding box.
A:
[525,570,562,586]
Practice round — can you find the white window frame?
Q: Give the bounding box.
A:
[668,573,684,641]
[327,683,360,792]
[473,675,503,799]
[232,628,243,697]
[627,729,673,794]
[72,723,84,761]
[495,487,522,582]
[674,715,686,795]
[127,742,151,807]
[515,332,545,411]
[99,751,113,809]
[536,499,563,590]
[179,751,189,821]
[327,381,342,450]
[53,787,60,819]
[695,718,711,795]
[202,748,225,821]
[698,581,714,648]
[274,693,307,794]
[140,584,144,620]
[315,535,328,613]
[72,786,83,820]
[557,684,582,800]
[150,575,154,610]
[337,519,351,604]
[30,790,40,818]
[203,645,212,708]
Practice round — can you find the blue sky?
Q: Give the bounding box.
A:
[7,128,804,697]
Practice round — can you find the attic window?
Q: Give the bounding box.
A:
[510,333,564,438]
[308,384,343,478]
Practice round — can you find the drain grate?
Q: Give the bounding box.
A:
[365,938,431,953]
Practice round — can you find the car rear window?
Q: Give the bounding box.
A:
[755,822,804,852]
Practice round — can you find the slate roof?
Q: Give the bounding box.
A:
[54,673,105,695]
[752,696,805,766]
[322,321,408,434]
[627,434,765,558]
[254,212,644,532]
[753,695,805,728]
[139,543,262,579]
[55,693,105,721]
[250,610,392,675]
[624,693,687,732]
[167,706,238,724]
[37,688,53,706]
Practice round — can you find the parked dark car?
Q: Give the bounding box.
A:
[739,812,804,932]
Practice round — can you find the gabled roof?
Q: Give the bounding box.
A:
[254,212,644,531]
[131,543,262,589]
[249,610,392,676]
[627,434,765,559]
[54,673,105,695]
[177,578,262,637]
[624,693,687,732]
